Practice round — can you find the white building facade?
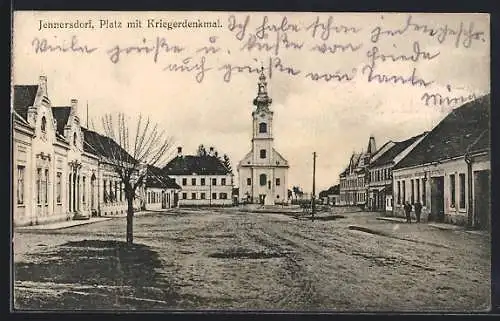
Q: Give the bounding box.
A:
[237,69,289,206]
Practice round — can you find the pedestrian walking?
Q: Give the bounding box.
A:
[414,201,423,223]
[404,202,412,223]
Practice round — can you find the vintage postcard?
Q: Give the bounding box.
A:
[11,11,491,312]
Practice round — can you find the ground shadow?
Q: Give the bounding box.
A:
[14,239,179,310]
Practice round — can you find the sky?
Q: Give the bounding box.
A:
[12,11,490,192]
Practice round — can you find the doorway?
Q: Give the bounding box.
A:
[430,176,445,222]
[474,170,490,230]
[161,191,167,209]
[259,194,266,205]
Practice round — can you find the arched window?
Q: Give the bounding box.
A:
[41,116,47,132]
[260,149,266,159]
[73,132,77,146]
[259,122,267,133]
[259,174,267,186]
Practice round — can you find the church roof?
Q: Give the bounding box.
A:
[163,155,231,176]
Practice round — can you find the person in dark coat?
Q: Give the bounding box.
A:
[404,202,412,223]
[414,201,423,223]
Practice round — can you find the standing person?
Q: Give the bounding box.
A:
[414,201,423,223]
[404,201,412,223]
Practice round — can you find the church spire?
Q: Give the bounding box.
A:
[253,67,272,112]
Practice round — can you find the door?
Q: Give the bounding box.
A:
[430,176,445,222]
[161,191,167,209]
[173,192,179,207]
[259,194,266,205]
[474,170,491,230]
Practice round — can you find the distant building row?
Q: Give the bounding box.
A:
[338,94,490,230]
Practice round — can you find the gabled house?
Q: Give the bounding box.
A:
[367,132,427,212]
[338,136,377,207]
[12,75,141,226]
[163,147,233,207]
[143,165,181,210]
[392,94,490,229]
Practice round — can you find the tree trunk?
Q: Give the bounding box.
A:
[126,196,134,245]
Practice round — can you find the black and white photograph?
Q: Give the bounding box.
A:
[11,11,491,312]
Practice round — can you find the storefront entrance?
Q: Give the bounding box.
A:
[430,176,445,222]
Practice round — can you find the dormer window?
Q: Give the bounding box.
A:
[259,122,267,133]
[41,116,47,132]
[73,132,77,146]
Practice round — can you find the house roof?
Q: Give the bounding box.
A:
[163,155,231,175]
[51,106,72,136]
[395,94,490,169]
[145,165,181,189]
[82,127,137,164]
[319,184,340,198]
[370,132,427,167]
[13,85,38,120]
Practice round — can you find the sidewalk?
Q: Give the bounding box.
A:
[15,217,112,231]
[376,217,465,232]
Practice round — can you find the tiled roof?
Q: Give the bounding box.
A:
[13,85,38,120]
[145,165,181,189]
[395,94,490,169]
[51,106,71,136]
[82,127,137,164]
[163,155,231,175]
[370,132,427,167]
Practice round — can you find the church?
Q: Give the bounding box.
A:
[237,68,289,205]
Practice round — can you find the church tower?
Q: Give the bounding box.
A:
[237,68,289,206]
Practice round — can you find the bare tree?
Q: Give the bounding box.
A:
[92,113,173,245]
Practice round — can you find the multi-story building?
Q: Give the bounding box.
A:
[392,94,490,229]
[12,75,145,226]
[338,136,377,207]
[163,147,233,207]
[237,68,289,205]
[367,132,427,212]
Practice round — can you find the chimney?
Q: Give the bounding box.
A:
[177,146,182,157]
[367,135,376,154]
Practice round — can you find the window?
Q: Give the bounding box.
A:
[44,169,49,204]
[191,193,196,199]
[212,178,217,186]
[120,182,123,201]
[83,176,87,204]
[191,178,196,186]
[73,132,77,146]
[260,149,266,159]
[276,178,281,186]
[259,122,267,133]
[212,193,217,200]
[450,174,456,207]
[41,116,47,132]
[220,193,228,199]
[182,192,187,199]
[422,179,426,206]
[182,178,187,186]
[17,166,25,205]
[221,178,226,185]
[260,174,267,186]
[416,179,420,203]
[247,178,251,186]
[402,181,406,203]
[459,173,466,209]
[103,180,107,203]
[201,193,206,200]
[201,178,206,186]
[410,179,414,204]
[148,192,151,204]
[56,172,62,204]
